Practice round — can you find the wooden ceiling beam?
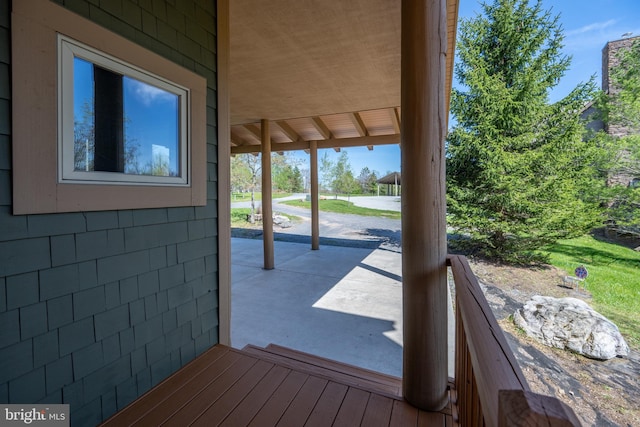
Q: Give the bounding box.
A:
[274,120,301,142]
[230,135,242,147]
[348,112,368,137]
[243,123,263,141]
[311,116,332,140]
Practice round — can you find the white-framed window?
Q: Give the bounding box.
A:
[58,35,189,186]
[13,0,207,214]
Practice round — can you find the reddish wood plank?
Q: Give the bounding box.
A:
[276,376,328,426]
[304,381,349,427]
[243,345,401,397]
[127,350,248,426]
[361,393,394,427]
[140,353,257,426]
[332,387,371,427]
[190,360,274,426]
[218,365,290,426]
[265,344,402,390]
[389,399,419,427]
[102,344,230,426]
[418,410,446,427]
[247,371,309,427]
[102,343,456,427]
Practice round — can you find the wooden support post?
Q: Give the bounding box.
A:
[401,0,449,411]
[216,0,231,346]
[310,140,320,250]
[261,119,274,270]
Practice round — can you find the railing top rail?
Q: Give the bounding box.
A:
[447,254,529,425]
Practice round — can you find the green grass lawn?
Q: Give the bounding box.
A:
[281,198,401,219]
[545,234,640,349]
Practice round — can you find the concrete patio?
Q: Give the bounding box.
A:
[230,237,455,378]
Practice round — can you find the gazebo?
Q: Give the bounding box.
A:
[377,172,401,196]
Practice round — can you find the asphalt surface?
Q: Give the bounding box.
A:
[231,194,402,250]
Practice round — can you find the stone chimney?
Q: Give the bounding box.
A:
[601,35,640,137]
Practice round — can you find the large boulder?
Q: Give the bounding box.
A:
[513,296,629,360]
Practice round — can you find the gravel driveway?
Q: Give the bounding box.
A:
[231,194,402,250]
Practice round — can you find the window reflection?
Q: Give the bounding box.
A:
[73,57,180,177]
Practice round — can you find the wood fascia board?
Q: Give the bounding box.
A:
[317,134,399,150]
[231,140,309,154]
[389,107,400,134]
[230,134,399,154]
[445,0,460,127]
[311,116,332,140]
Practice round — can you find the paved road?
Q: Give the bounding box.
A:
[231,194,402,250]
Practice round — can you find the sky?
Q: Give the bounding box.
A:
[291,0,640,180]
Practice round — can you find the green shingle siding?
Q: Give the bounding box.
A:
[0,2,218,424]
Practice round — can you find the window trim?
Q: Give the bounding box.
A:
[12,0,207,214]
[58,35,190,186]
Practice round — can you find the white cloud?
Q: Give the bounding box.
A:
[564,19,640,52]
[127,79,176,106]
[565,19,617,37]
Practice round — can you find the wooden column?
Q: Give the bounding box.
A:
[401,0,448,411]
[216,0,231,345]
[310,140,320,250]
[261,119,274,270]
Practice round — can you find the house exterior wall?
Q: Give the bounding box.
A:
[0,1,220,425]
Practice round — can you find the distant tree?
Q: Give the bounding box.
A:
[319,152,334,191]
[447,0,608,263]
[331,152,359,196]
[74,100,140,173]
[291,166,304,192]
[231,153,261,222]
[357,167,378,194]
[230,155,252,192]
[272,153,304,193]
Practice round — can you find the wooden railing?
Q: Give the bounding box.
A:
[447,255,582,426]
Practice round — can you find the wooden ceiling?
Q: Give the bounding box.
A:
[229,0,459,154]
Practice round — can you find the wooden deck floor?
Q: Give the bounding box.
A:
[101,344,456,426]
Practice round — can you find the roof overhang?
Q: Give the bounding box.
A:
[228,0,459,153]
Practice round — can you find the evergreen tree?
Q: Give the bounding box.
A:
[447,0,607,263]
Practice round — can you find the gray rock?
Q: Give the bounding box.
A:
[513,296,629,360]
[272,215,291,228]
